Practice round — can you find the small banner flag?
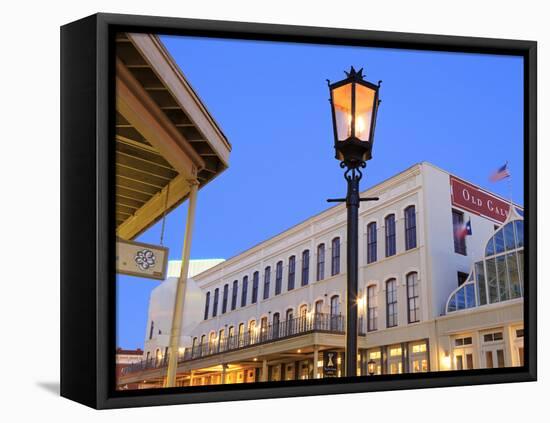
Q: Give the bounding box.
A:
[490,162,511,182]
[455,219,472,241]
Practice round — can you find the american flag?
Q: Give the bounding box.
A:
[455,219,472,240]
[490,162,510,182]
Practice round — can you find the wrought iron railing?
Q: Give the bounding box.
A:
[122,313,365,375]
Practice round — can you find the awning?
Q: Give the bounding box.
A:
[115,33,231,240]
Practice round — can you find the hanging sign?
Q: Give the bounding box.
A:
[323,351,338,377]
[116,239,169,280]
[450,176,515,224]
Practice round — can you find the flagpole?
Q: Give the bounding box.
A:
[506,162,514,219]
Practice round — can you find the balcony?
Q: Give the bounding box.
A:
[122,313,365,375]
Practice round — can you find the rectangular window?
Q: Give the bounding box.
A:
[300,250,309,287]
[457,271,469,286]
[466,353,474,370]
[405,206,417,250]
[455,336,472,346]
[367,285,378,331]
[288,256,296,289]
[222,284,228,314]
[496,255,509,301]
[518,347,524,366]
[475,261,487,305]
[452,209,467,255]
[231,280,238,310]
[241,276,248,307]
[456,355,464,370]
[204,292,210,320]
[406,272,420,323]
[486,258,498,303]
[507,252,522,298]
[483,332,503,342]
[485,351,493,368]
[411,343,427,354]
[263,266,271,300]
[497,349,505,368]
[516,329,524,338]
[317,244,325,281]
[367,222,377,263]
[386,279,398,327]
[389,346,402,357]
[331,238,340,276]
[385,215,396,257]
[251,272,259,304]
[213,288,219,317]
[275,261,283,295]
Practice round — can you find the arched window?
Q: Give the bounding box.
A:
[275,261,283,295]
[286,308,294,336]
[330,295,340,330]
[299,304,308,331]
[204,292,210,320]
[218,328,225,351]
[406,272,420,323]
[231,280,238,310]
[241,276,248,307]
[263,266,271,300]
[288,255,296,289]
[367,222,377,263]
[315,299,323,314]
[272,312,280,339]
[405,206,417,250]
[386,279,398,327]
[208,332,216,353]
[385,214,396,257]
[252,272,259,304]
[330,295,340,316]
[301,250,309,287]
[317,243,325,281]
[149,320,154,340]
[249,320,256,343]
[331,237,341,276]
[367,285,378,331]
[238,323,245,346]
[259,316,268,341]
[222,283,229,314]
[212,288,219,317]
[286,308,294,320]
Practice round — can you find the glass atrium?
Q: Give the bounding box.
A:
[446,209,524,314]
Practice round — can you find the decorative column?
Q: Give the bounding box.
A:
[165,180,199,387]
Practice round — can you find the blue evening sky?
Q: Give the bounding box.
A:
[116,35,524,349]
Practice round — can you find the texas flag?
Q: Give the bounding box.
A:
[455,219,472,240]
[490,162,511,182]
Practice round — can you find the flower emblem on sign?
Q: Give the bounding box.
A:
[135,249,156,271]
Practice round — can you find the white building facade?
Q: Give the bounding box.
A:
[120,162,524,388]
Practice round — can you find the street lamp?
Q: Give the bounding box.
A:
[367,359,376,376]
[327,67,381,377]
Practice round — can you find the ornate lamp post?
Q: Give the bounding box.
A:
[367,359,377,376]
[327,67,381,377]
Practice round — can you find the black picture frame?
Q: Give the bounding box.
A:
[60,12,537,409]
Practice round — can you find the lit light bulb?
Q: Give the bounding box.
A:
[347,115,366,137]
[356,116,365,136]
